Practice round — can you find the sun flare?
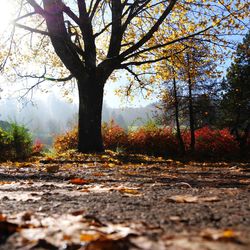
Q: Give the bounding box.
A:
[0,1,15,33]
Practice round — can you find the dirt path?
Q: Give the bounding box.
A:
[0,157,249,249]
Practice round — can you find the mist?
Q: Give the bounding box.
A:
[0,93,158,145]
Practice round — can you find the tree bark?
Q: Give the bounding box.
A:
[77,73,105,153]
[172,76,185,155]
[187,53,195,152]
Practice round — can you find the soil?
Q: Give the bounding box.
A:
[0,154,249,250]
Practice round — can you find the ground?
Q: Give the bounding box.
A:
[0,151,249,250]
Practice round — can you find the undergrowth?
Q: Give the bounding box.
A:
[53,121,247,160]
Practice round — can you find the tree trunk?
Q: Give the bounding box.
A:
[77,74,105,153]
[187,54,195,152]
[172,76,185,155]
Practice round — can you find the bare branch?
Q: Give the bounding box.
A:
[15,23,50,36]
[13,12,36,23]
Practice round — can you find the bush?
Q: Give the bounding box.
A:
[9,122,33,159]
[127,123,178,156]
[0,127,14,160]
[53,127,78,152]
[182,126,239,158]
[32,138,45,155]
[53,122,242,159]
[0,122,33,161]
[102,120,127,151]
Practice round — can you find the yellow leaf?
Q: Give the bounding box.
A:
[223,229,235,238]
[119,188,140,195]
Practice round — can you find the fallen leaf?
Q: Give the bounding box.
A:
[106,163,116,168]
[168,195,198,203]
[80,232,102,242]
[85,237,132,250]
[168,195,220,203]
[46,165,59,173]
[201,228,239,241]
[81,188,90,193]
[0,181,13,185]
[119,188,140,196]
[70,178,93,185]
[169,216,181,222]
[93,172,105,177]
[21,212,32,221]
[71,210,85,216]
[0,214,7,222]
[200,196,220,202]
[223,229,235,238]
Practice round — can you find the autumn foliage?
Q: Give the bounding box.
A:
[53,121,244,159]
[183,127,240,158]
[32,139,45,155]
[53,127,78,153]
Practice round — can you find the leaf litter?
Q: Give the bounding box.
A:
[0,155,249,249]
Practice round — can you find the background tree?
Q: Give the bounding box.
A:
[159,41,220,153]
[219,32,250,153]
[0,0,248,153]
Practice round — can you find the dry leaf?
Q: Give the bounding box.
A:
[70,178,93,185]
[168,195,198,203]
[119,188,140,195]
[200,196,220,202]
[0,181,13,185]
[81,188,90,193]
[201,228,239,241]
[80,232,102,242]
[0,214,7,222]
[85,237,131,250]
[71,210,85,216]
[46,165,59,173]
[168,195,220,203]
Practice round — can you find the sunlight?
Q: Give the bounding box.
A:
[0,0,14,33]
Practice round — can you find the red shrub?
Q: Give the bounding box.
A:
[102,120,127,150]
[52,123,241,159]
[32,138,44,154]
[183,126,239,158]
[127,126,178,156]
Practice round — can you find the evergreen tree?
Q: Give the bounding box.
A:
[220,32,250,153]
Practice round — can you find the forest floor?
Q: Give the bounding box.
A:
[0,151,249,250]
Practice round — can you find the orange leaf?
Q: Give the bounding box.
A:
[80,233,101,242]
[70,178,93,185]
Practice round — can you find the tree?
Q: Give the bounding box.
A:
[220,32,250,153]
[159,40,220,153]
[0,0,248,153]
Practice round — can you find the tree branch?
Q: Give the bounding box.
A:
[120,0,177,58]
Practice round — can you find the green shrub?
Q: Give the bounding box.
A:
[0,127,13,160]
[9,122,33,159]
[0,122,33,161]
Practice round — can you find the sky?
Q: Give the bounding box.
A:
[0,1,248,110]
[0,0,154,108]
